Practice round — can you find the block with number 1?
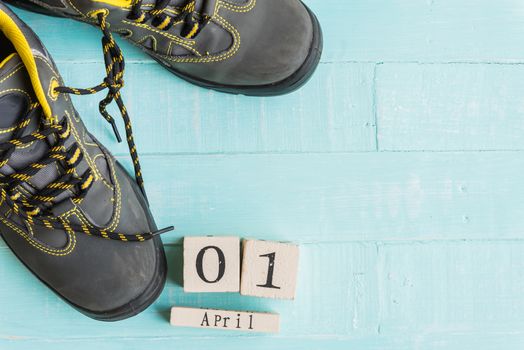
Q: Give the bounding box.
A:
[240,239,299,299]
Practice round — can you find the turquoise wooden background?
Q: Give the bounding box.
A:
[2,0,524,349]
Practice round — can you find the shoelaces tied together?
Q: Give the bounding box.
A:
[54,12,144,194]
[0,12,173,242]
[57,0,212,192]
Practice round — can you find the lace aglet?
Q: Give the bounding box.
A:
[152,226,175,236]
[110,120,122,143]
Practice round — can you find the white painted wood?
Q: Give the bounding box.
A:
[170,306,280,333]
[240,239,300,300]
[183,236,240,293]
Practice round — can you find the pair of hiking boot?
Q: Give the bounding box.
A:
[0,0,322,321]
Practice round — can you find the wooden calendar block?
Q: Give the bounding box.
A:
[240,239,299,299]
[170,306,280,333]
[183,236,240,293]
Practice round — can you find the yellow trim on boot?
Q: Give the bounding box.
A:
[0,52,17,69]
[0,9,53,121]
[92,0,134,8]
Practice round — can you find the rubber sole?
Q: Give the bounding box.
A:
[6,0,323,96]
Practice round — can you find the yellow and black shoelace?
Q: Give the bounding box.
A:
[0,13,173,242]
[127,0,210,39]
[55,12,145,195]
[0,104,171,241]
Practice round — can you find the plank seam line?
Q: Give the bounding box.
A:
[53,60,524,65]
[4,238,524,251]
[3,331,524,342]
[161,238,524,247]
[107,149,524,158]
[0,335,382,342]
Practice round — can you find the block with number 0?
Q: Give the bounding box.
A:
[240,239,299,299]
[184,236,241,293]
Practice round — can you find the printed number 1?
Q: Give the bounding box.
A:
[256,252,280,289]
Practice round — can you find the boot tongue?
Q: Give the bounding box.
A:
[0,53,50,174]
[0,54,24,132]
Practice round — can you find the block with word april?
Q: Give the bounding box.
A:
[170,307,280,333]
[240,239,299,299]
[183,236,240,293]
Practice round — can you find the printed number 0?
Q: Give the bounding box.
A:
[196,246,226,283]
[257,252,281,289]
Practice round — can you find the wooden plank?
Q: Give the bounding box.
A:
[0,242,379,339]
[3,334,524,350]
[56,61,376,154]
[170,306,280,333]
[14,0,524,63]
[5,334,524,350]
[313,0,524,63]
[0,150,523,245]
[377,63,524,151]
[378,241,524,335]
[109,151,524,244]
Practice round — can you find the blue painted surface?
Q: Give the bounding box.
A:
[1,1,524,349]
